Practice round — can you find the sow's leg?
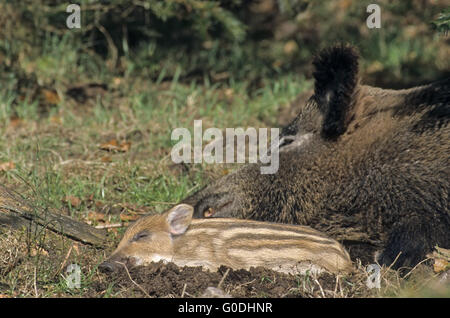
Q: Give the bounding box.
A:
[378,215,450,270]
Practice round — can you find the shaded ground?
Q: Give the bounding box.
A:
[92,262,356,298]
[91,260,450,298]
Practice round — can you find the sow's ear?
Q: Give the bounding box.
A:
[167,204,194,235]
[313,44,360,139]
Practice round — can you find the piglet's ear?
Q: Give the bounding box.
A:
[313,44,360,139]
[167,204,194,235]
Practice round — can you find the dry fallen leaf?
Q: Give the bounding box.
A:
[86,211,106,222]
[108,227,119,234]
[50,116,62,124]
[101,155,112,163]
[283,40,298,55]
[0,162,15,172]
[94,201,106,211]
[427,246,450,273]
[113,77,122,86]
[41,88,61,105]
[99,139,131,152]
[62,195,81,208]
[119,141,131,152]
[120,213,140,222]
[116,203,148,215]
[433,258,449,273]
[9,117,23,129]
[30,247,49,257]
[100,139,119,151]
[73,243,80,255]
[224,88,234,100]
[337,0,353,10]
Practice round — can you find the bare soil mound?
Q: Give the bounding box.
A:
[94,261,356,298]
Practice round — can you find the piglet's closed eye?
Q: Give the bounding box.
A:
[131,231,151,242]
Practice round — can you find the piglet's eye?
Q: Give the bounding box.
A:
[131,231,151,242]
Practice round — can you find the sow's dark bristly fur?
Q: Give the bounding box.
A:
[182,44,450,269]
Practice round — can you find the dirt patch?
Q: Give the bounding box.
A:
[93,262,359,298]
[1,227,447,298]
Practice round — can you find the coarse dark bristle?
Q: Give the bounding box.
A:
[313,44,360,138]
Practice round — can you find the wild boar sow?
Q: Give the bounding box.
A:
[183,44,449,269]
[99,204,353,274]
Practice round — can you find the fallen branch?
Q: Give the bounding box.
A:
[0,185,107,247]
[95,223,124,229]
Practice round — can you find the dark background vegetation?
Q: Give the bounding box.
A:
[2,0,449,93]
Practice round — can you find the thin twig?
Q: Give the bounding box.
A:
[96,23,118,70]
[217,268,230,289]
[181,283,187,298]
[234,279,256,290]
[313,277,325,298]
[118,262,151,298]
[339,274,344,298]
[403,257,432,279]
[95,223,124,229]
[34,266,39,298]
[382,252,403,278]
[334,274,339,297]
[56,243,74,277]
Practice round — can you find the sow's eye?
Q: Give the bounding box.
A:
[131,231,151,242]
[279,136,294,148]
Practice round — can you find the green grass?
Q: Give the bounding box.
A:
[1,43,448,298]
[0,64,311,225]
[0,67,317,297]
